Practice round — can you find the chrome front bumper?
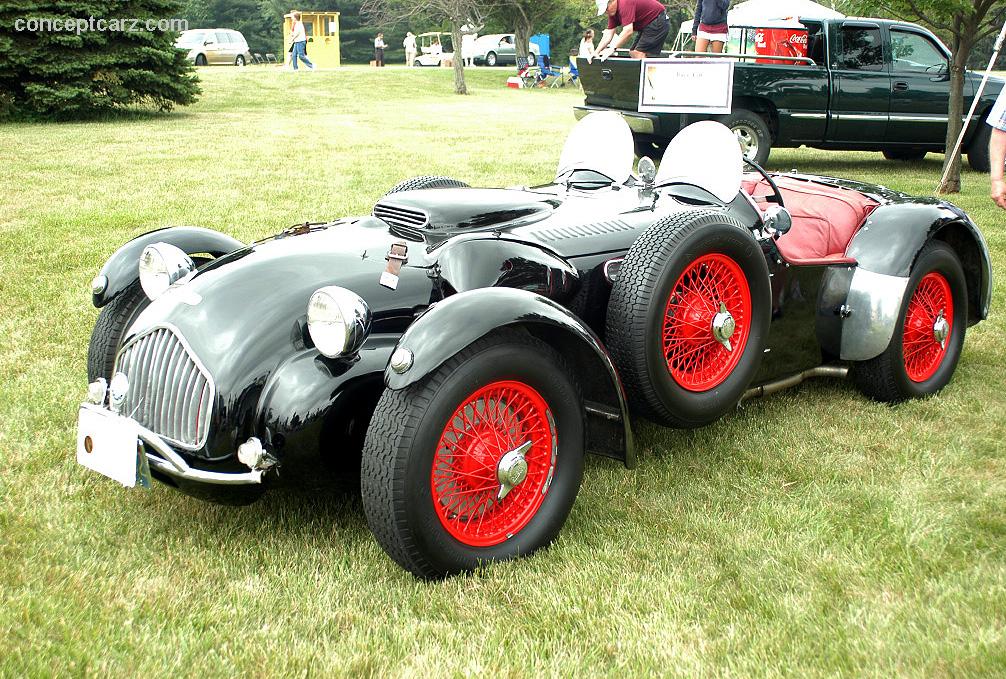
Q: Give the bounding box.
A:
[80,403,264,486]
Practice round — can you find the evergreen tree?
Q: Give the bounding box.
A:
[0,0,200,120]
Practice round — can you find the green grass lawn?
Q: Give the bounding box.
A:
[1,65,1004,676]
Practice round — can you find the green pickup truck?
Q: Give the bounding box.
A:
[575,17,1003,170]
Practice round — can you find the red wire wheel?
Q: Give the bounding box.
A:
[662,253,752,392]
[903,272,953,383]
[430,380,557,547]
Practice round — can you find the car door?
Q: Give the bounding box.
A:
[887,26,957,145]
[498,36,516,64]
[215,31,234,64]
[827,22,890,143]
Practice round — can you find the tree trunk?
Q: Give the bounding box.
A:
[451,23,467,95]
[515,21,532,62]
[937,21,976,194]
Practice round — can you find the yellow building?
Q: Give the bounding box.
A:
[284,11,340,68]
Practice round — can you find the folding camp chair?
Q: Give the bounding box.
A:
[253,53,265,64]
[265,53,278,63]
[515,55,539,88]
[567,56,582,90]
[538,55,564,88]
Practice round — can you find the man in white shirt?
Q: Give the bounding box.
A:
[289,11,314,70]
[404,32,417,67]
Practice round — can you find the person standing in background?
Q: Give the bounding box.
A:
[462,31,476,67]
[590,0,670,62]
[578,29,595,58]
[988,88,1006,209]
[374,32,386,67]
[692,0,730,53]
[404,31,417,67]
[289,11,314,71]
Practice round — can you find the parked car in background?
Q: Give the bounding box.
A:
[471,34,541,66]
[176,29,253,66]
[414,32,454,67]
[577,17,1002,168]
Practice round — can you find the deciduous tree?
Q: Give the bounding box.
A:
[851,0,1006,193]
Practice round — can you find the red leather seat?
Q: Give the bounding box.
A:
[741,175,879,266]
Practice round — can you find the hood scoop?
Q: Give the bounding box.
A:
[373,188,555,235]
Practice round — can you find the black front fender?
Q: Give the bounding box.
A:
[385,288,636,468]
[92,226,245,308]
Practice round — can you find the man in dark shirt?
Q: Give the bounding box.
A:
[589,0,670,61]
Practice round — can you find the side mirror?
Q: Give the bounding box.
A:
[203,40,212,46]
[637,156,656,185]
[762,205,792,237]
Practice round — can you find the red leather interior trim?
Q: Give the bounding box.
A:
[742,174,878,264]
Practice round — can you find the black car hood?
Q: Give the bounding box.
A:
[124,219,434,413]
[374,187,557,232]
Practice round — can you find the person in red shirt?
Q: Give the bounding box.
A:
[589,0,670,61]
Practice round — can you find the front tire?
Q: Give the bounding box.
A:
[606,211,771,428]
[195,54,207,66]
[851,241,967,402]
[235,55,246,66]
[720,109,772,165]
[883,148,927,161]
[87,280,150,383]
[361,332,585,579]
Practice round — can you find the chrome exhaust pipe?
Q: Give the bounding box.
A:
[742,365,849,401]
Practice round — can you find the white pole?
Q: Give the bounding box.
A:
[938,18,1006,191]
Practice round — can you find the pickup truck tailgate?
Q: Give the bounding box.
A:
[579,57,640,111]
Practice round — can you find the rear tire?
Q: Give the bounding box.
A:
[87,280,150,383]
[606,211,771,428]
[720,109,772,165]
[384,175,468,195]
[486,51,497,67]
[361,332,585,579]
[851,241,967,402]
[967,123,992,172]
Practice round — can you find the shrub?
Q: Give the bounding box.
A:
[0,0,200,121]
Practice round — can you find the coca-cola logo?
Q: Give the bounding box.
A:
[788,32,808,45]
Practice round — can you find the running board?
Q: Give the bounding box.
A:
[742,365,849,402]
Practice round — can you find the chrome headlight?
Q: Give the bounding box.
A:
[138,243,195,300]
[307,286,371,358]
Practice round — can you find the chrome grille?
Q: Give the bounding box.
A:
[115,326,214,450]
[373,201,430,229]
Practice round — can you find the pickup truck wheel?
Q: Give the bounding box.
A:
[486,51,497,67]
[967,123,992,172]
[606,211,771,428]
[87,280,151,383]
[360,332,585,579]
[882,148,927,161]
[721,110,771,165]
[384,175,469,195]
[851,241,967,402]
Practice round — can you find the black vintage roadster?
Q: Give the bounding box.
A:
[78,114,991,578]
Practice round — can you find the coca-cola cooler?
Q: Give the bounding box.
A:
[752,19,808,65]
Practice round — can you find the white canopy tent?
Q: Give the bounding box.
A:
[673,0,845,48]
